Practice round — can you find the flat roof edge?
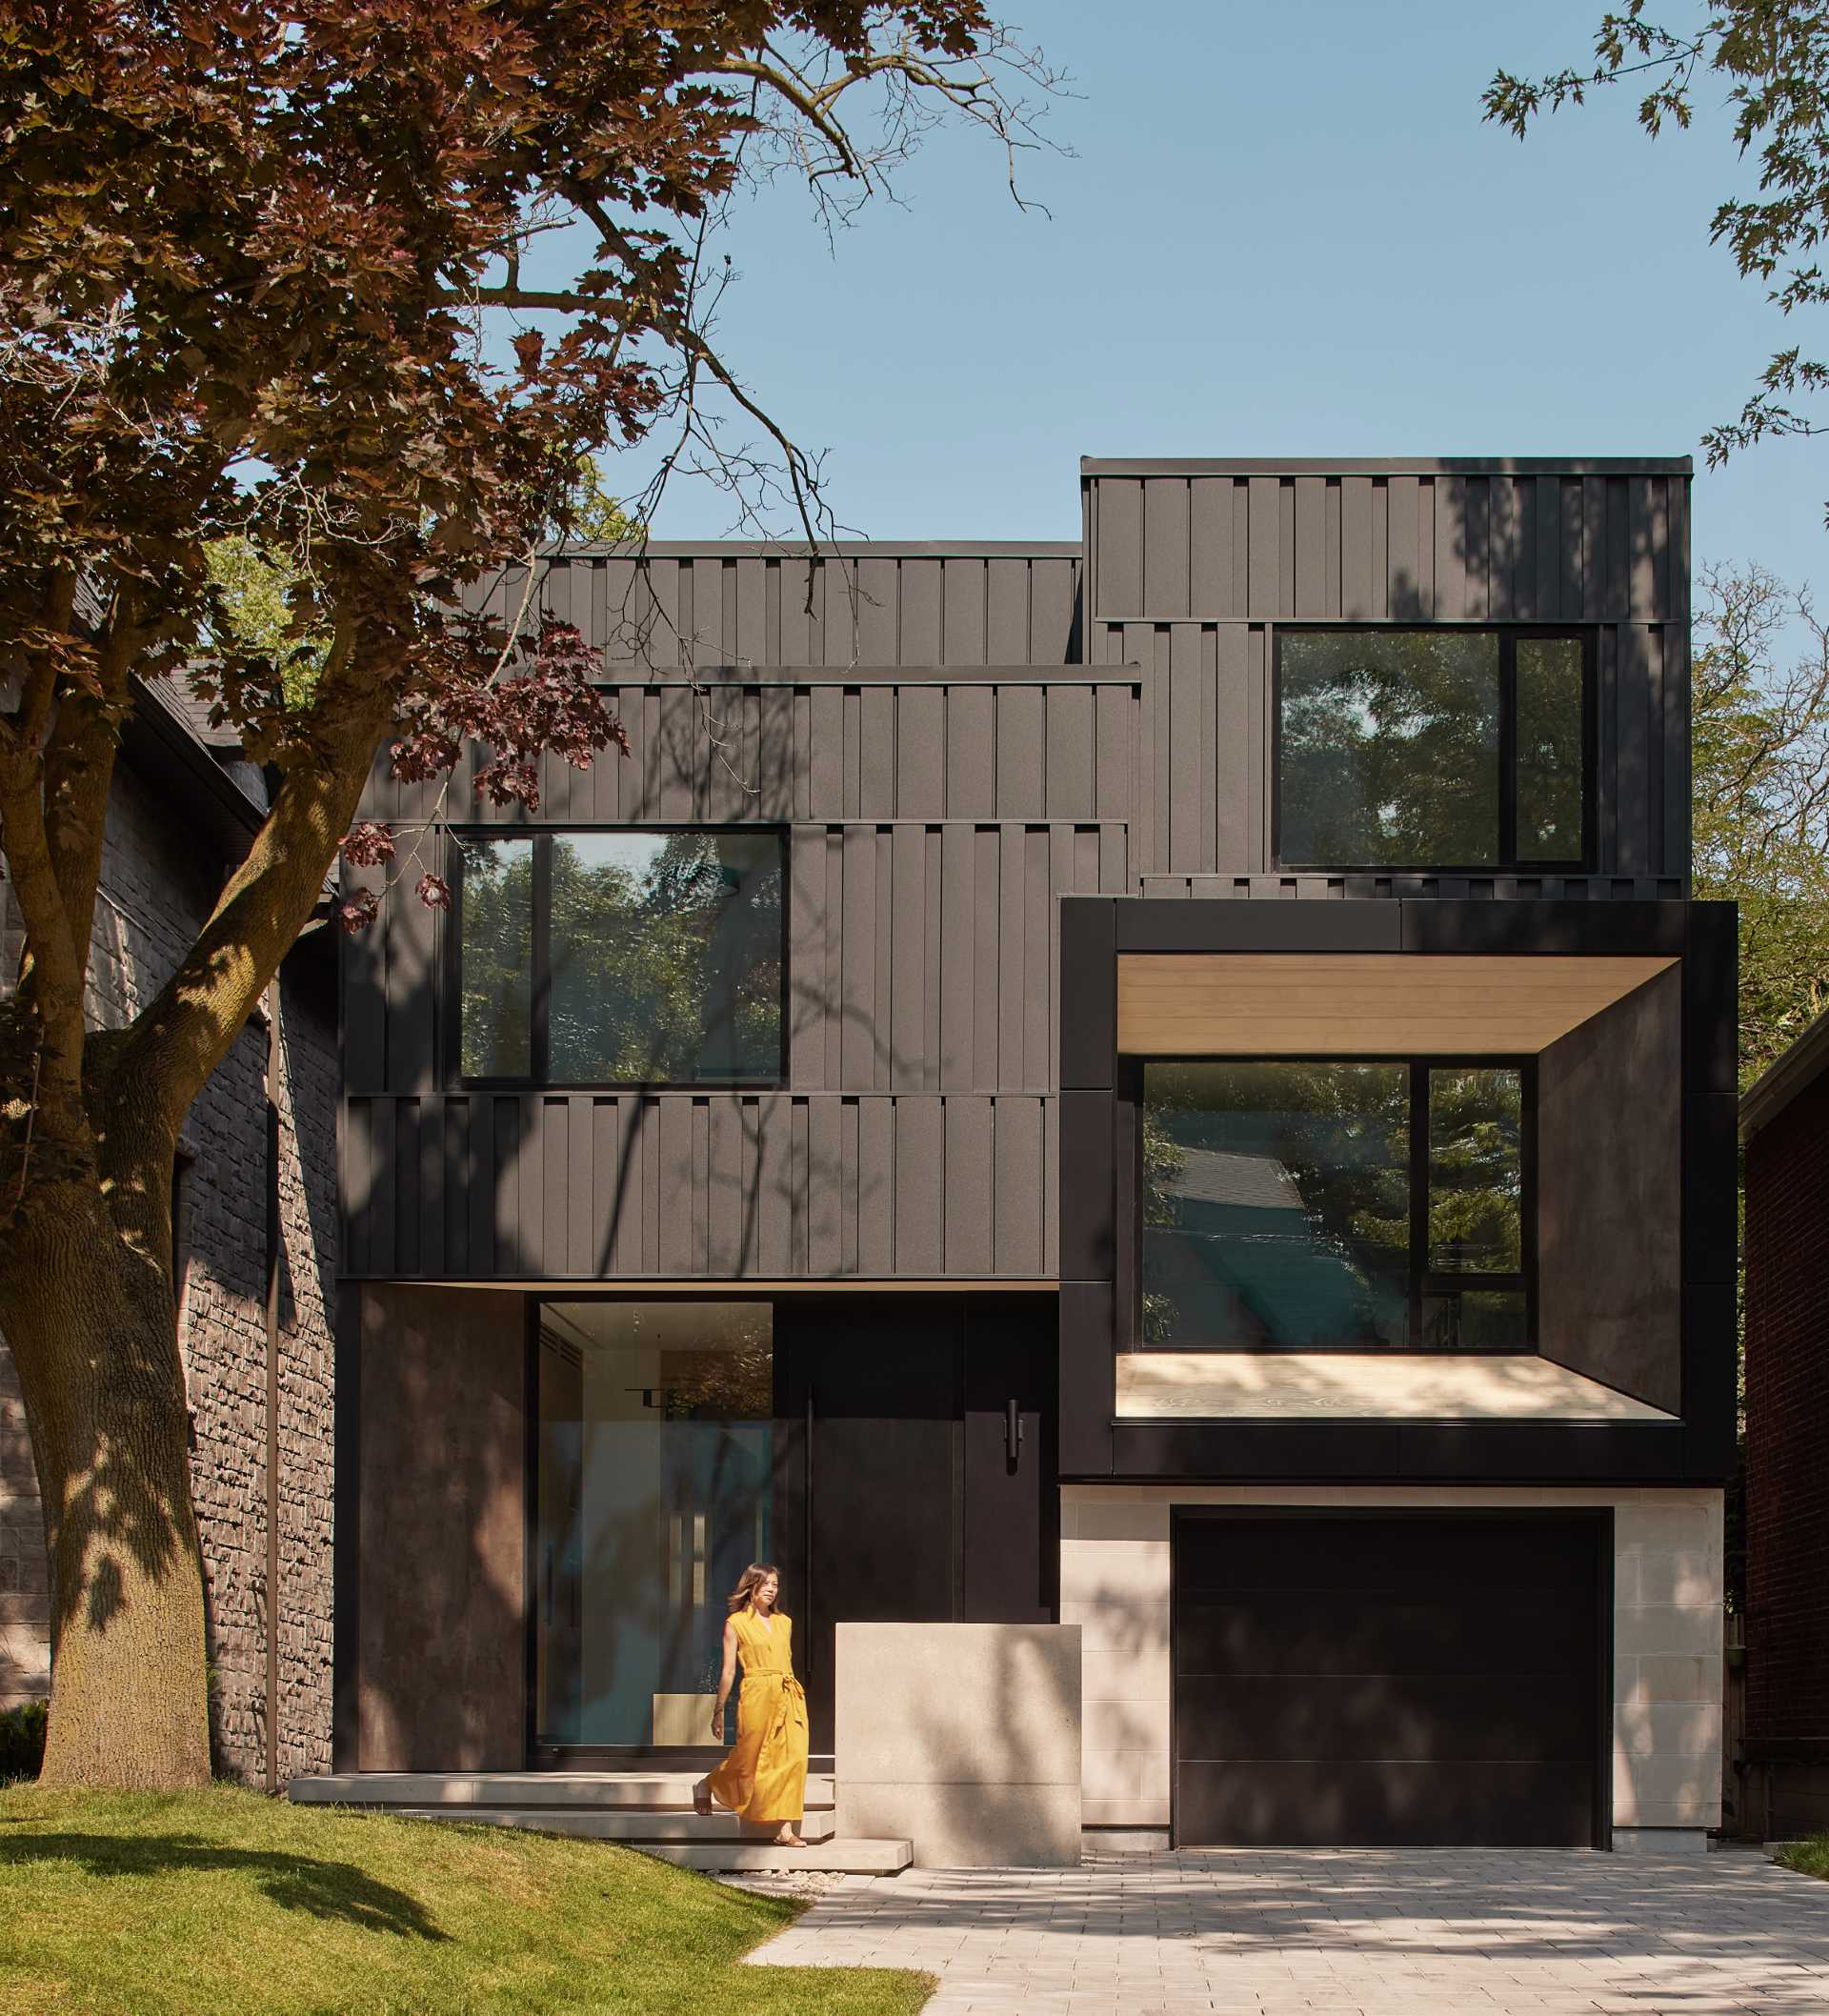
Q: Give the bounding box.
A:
[1080,456,1695,477]
[539,539,1083,559]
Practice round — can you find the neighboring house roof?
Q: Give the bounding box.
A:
[1165,1146,1306,1214]
[129,674,269,828]
[1741,1010,1829,1140]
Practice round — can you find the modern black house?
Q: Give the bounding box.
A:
[333,455,1734,1852]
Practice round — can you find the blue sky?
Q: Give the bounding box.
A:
[613,0,1827,628]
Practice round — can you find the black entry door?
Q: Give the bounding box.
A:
[781,1299,961,1745]
[779,1294,1058,1745]
[962,1297,1058,1623]
[1174,1510,1606,1847]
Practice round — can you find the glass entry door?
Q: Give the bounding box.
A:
[534,1300,774,1753]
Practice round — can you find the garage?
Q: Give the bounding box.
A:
[1173,1510,1607,1847]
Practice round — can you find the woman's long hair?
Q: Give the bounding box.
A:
[726,1562,780,1615]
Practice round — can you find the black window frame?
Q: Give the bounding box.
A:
[445,822,789,1092]
[1136,1053,1538,1354]
[1271,624,1597,875]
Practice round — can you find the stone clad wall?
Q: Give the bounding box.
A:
[834,1623,1083,1866]
[0,756,337,1779]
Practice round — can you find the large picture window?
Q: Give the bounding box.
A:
[1141,1059,1531,1351]
[1276,628,1590,870]
[455,829,784,1085]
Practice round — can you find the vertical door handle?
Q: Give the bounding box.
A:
[804,1385,814,1679]
[1005,1399,1025,1468]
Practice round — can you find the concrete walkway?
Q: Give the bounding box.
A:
[744,1847,1829,2015]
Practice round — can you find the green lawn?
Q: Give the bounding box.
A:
[1775,1835,1829,1881]
[0,1784,932,2016]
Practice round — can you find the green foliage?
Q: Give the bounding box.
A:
[203,539,329,711]
[560,457,647,545]
[1776,1834,1829,1880]
[0,1784,932,2016]
[1691,562,1829,1087]
[0,1702,46,1783]
[1486,4,1829,514]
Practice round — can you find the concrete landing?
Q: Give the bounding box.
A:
[383,1804,837,1845]
[286,1768,905,1873]
[291,1770,836,1809]
[642,1838,912,1874]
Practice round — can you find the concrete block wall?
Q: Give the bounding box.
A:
[834,1622,1083,1865]
[0,757,337,1778]
[1063,1482,1725,1839]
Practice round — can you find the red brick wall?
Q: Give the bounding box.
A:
[1744,1070,1829,1743]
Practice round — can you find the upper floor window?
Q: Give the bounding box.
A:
[455,829,784,1086]
[1141,1058,1530,1351]
[1275,629,1589,871]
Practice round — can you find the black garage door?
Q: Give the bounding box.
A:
[1174,1511,1605,1847]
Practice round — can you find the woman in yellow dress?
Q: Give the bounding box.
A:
[693,1562,809,1847]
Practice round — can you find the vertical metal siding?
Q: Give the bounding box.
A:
[538,549,1082,671]
[1082,463,1691,886]
[350,652,1134,1280]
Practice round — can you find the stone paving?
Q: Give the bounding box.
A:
[745,1847,1829,2015]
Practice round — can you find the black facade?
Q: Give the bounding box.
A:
[334,456,1733,1849]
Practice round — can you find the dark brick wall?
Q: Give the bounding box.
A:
[0,755,337,1779]
[1744,1070,1829,1744]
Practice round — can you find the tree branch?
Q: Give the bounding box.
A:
[104,617,390,1143]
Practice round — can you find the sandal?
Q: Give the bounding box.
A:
[693,1781,714,1817]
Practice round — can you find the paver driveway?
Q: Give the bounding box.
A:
[745,1847,1829,2015]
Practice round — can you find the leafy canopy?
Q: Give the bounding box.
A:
[1486,2,1829,518]
[1691,560,1829,1083]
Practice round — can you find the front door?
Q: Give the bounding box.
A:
[531,1292,1057,1761]
[782,1292,1058,1745]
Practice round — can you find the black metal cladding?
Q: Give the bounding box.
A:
[1053,895,1740,1486]
[1081,457,1692,882]
[339,468,1708,1293]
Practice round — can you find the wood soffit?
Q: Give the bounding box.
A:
[1115,954,1678,1056]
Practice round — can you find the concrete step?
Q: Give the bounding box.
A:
[635,1837,911,1874]
[291,1771,836,1811]
[384,1805,836,1845]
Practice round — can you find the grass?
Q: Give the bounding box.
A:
[1774,1834,1829,1881]
[0,1784,933,2016]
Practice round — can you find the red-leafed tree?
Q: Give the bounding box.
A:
[0,0,1054,1788]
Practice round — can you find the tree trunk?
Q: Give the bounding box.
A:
[0,1175,211,1789]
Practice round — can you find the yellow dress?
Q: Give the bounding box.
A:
[705,1607,809,1825]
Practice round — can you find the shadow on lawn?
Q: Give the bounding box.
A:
[0,1831,448,1940]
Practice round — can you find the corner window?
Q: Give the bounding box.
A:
[454,829,784,1086]
[1141,1059,1531,1350]
[1276,628,1590,870]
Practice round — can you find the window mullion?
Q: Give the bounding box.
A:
[1408,1061,1428,1348]
[1498,633,1518,870]
[532,835,552,1085]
